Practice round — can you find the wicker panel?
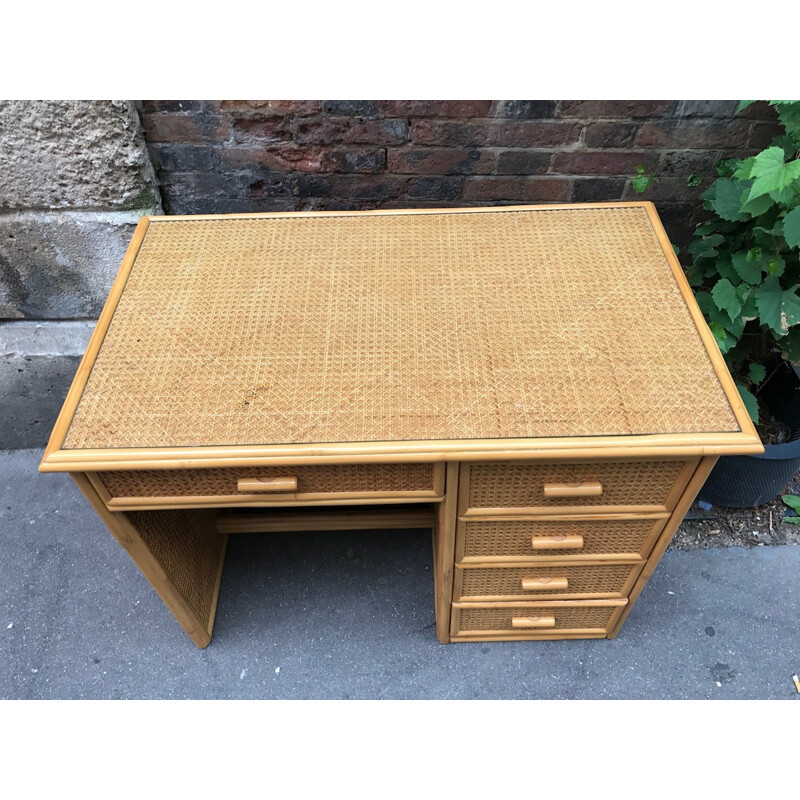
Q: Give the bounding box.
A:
[63,207,739,450]
[458,563,637,600]
[126,509,224,631]
[456,605,617,634]
[468,459,688,509]
[460,518,659,559]
[98,463,435,499]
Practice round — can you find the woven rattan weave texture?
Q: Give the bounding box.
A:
[98,463,434,499]
[456,605,618,633]
[458,564,637,599]
[467,459,688,508]
[63,206,739,450]
[126,509,224,630]
[459,518,661,559]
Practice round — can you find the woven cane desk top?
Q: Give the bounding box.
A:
[42,203,761,470]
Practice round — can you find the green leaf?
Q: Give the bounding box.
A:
[712,278,742,322]
[739,190,774,217]
[755,276,800,335]
[736,101,756,114]
[632,173,654,193]
[782,494,800,513]
[783,206,800,248]
[735,383,759,423]
[710,178,749,221]
[731,252,762,283]
[709,322,736,354]
[748,362,767,384]
[776,103,800,144]
[716,158,741,178]
[769,185,798,205]
[686,173,702,188]
[783,516,800,526]
[733,157,756,180]
[771,134,799,158]
[688,233,724,259]
[764,255,785,277]
[749,147,800,200]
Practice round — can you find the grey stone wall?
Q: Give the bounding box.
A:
[0,101,162,448]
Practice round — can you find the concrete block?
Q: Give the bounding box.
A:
[0,211,145,319]
[0,101,160,211]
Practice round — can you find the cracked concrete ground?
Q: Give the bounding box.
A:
[1,448,798,699]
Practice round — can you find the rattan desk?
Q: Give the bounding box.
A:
[40,202,762,647]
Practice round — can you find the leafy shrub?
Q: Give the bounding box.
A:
[685,101,800,423]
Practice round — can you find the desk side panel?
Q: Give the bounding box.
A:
[71,472,227,648]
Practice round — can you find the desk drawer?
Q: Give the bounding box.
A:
[454,562,642,601]
[94,463,442,510]
[464,459,696,514]
[451,600,627,639]
[456,516,667,563]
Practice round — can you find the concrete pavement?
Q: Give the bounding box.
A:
[1,448,798,699]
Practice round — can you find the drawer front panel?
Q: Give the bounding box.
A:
[457,516,666,561]
[466,459,694,512]
[453,603,623,637]
[456,563,640,601]
[97,463,440,508]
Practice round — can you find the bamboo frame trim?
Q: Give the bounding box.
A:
[39,202,763,474]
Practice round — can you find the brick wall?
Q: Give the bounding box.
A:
[138,100,782,252]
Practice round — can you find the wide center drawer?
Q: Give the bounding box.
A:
[463,459,696,513]
[456,515,668,562]
[94,463,443,510]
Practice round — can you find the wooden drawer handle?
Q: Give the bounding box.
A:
[543,481,603,497]
[237,476,298,493]
[521,576,569,591]
[531,534,584,550]
[511,616,556,629]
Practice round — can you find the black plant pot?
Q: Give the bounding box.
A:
[698,358,800,508]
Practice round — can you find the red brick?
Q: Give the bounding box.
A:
[551,151,658,175]
[636,120,750,149]
[411,119,580,147]
[218,100,321,116]
[495,150,551,175]
[623,176,707,203]
[324,147,386,173]
[583,122,640,148]
[377,100,493,117]
[736,101,779,121]
[297,174,408,200]
[558,100,674,118]
[386,147,494,174]
[749,121,785,150]
[141,113,231,143]
[570,177,626,202]
[217,145,326,172]
[293,116,409,145]
[231,117,293,143]
[461,177,570,202]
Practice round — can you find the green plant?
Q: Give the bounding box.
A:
[686,101,800,424]
[781,494,800,525]
[632,164,656,193]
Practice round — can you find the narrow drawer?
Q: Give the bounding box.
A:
[456,515,668,563]
[451,600,627,639]
[93,463,443,510]
[454,562,642,602]
[463,459,696,514]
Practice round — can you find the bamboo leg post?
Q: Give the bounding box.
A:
[433,462,459,644]
[71,472,228,649]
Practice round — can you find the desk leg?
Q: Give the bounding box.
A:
[71,473,228,649]
[433,462,459,644]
